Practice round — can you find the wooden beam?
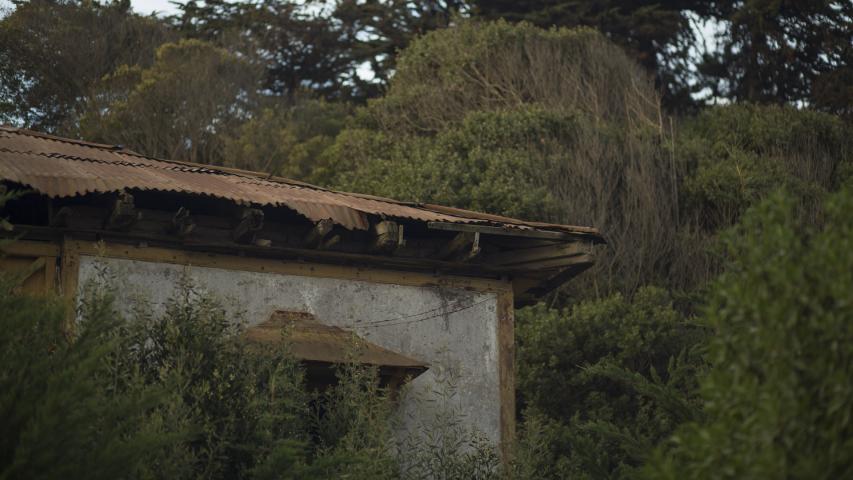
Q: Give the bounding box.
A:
[60,235,79,334]
[66,239,513,294]
[427,221,571,240]
[105,192,140,231]
[497,290,515,464]
[480,241,591,266]
[503,253,593,272]
[0,240,60,257]
[232,208,264,244]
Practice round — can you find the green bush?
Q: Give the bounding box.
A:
[322,107,567,220]
[515,287,707,478]
[0,276,175,479]
[81,271,399,479]
[1,264,505,479]
[679,104,853,230]
[646,188,853,479]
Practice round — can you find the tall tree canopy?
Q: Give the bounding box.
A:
[81,39,259,164]
[700,0,853,115]
[468,0,853,113]
[177,0,465,102]
[468,0,716,109]
[0,0,172,132]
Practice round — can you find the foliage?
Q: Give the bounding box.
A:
[396,367,501,480]
[468,0,716,110]
[331,0,466,93]
[84,269,404,479]
[323,20,685,298]
[701,0,853,115]
[80,39,260,164]
[178,0,464,102]
[0,260,506,479]
[646,188,853,479]
[0,274,176,479]
[223,100,350,178]
[177,0,357,100]
[515,287,707,478]
[0,0,172,132]
[321,108,562,219]
[679,104,853,231]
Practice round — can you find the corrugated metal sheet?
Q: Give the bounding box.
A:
[0,127,600,236]
[245,311,427,370]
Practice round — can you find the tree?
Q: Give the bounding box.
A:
[645,187,853,479]
[80,39,260,164]
[0,273,174,479]
[322,21,685,298]
[468,0,715,111]
[222,99,350,178]
[330,0,466,91]
[177,0,465,102]
[0,0,172,133]
[700,0,853,114]
[177,0,360,100]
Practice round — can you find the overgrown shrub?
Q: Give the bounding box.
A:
[679,104,853,231]
[1,264,504,479]
[0,275,174,479]
[515,287,707,478]
[645,188,853,479]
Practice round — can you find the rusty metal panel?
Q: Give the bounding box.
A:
[0,127,601,237]
[245,311,428,370]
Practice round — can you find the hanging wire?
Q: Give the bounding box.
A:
[356,296,494,329]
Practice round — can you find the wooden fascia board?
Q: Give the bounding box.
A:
[427,221,574,240]
[478,241,592,266]
[68,240,512,294]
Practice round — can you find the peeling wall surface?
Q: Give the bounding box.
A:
[77,255,501,445]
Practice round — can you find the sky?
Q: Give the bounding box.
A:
[132,0,182,16]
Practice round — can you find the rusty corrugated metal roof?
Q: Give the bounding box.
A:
[245,311,428,370]
[0,127,600,237]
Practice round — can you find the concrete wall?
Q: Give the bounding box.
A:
[76,255,501,445]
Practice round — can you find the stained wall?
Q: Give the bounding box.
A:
[76,255,502,445]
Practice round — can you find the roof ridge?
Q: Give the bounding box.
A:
[1,127,427,208]
[0,126,126,151]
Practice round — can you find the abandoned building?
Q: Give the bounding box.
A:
[0,127,602,455]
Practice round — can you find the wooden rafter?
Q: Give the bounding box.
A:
[233,208,264,243]
[167,207,195,238]
[370,220,404,253]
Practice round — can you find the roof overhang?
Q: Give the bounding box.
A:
[0,127,604,304]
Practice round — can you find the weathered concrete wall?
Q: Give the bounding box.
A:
[77,255,501,445]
